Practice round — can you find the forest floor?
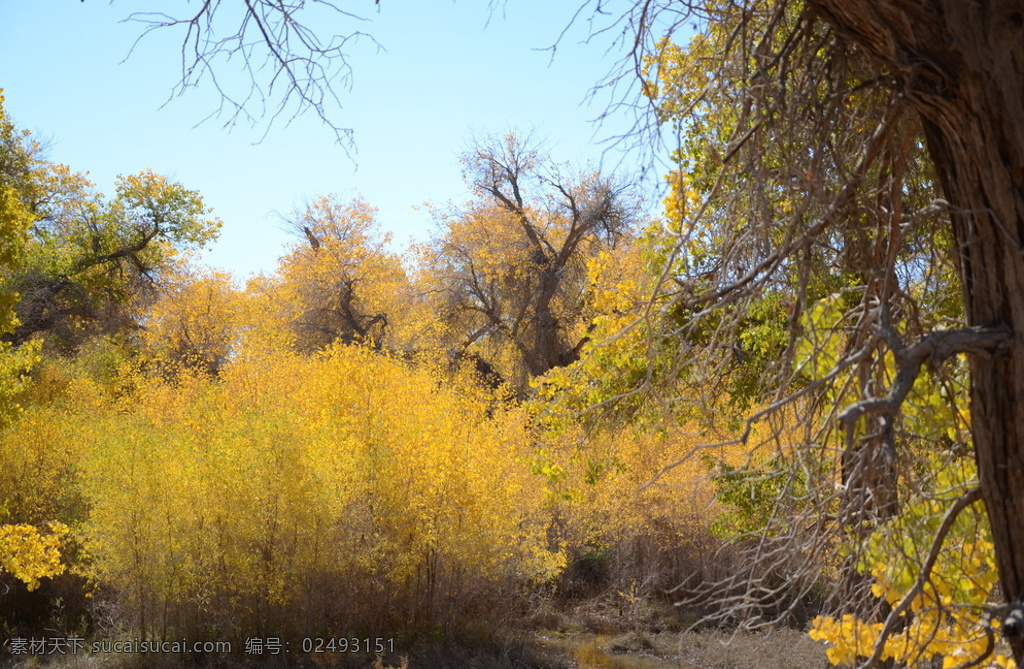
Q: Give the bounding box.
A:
[520,593,831,669]
[349,592,831,669]
[0,592,831,669]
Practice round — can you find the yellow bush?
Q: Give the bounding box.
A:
[0,522,69,591]
[0,380,97,525]
[71,344,559,641]
[531,417,745,593]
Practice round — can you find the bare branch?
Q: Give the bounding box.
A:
[123,1,381,152]
[838,323,1012,429]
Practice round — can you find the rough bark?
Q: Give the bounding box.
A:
[809,0,1024,658]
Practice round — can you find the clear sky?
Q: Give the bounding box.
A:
[1,0,663,280]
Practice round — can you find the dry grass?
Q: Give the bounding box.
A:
[667,628,829,669]
[526,588,830,669]
[531,628,828,669]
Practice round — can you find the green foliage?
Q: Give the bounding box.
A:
[2,119,222,353]
[24,169,220,282]
[705,453,804,537]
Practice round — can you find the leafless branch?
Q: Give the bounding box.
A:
[838,323,1011,429]
[123,1,381,153]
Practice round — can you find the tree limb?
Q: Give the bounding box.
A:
[838,323,1011,429]
[860,486,984,669]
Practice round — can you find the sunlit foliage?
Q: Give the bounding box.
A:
[418,133,641,392]
[810,455,1013,668]
[545,4,1016,664]
[0,522,69,591]
[3,140,222,354]
[41,345,559,640]
[0,87,807,653]
[142,264,242,376]
[273,196,416,353]
[0,90,43,425]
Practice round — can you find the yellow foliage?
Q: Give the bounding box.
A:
[416,135,637,389]
[531,417,747,564]
[810,457,1015,668]
[0,521,69,590]
[57,344,561,638]
[0,385,92,524]
[142,264,242,375]
[0,91,42,425]
[269,196,416,353]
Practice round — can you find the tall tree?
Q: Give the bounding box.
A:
[419,134,640,389]
[2,166,221,354]
[273,195,411,353]
[613,0,1024,662]
[0,90,42,424]
[804,4,1024,663]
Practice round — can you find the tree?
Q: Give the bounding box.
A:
[272,195,412,353]
[803,5,1024,664]
[419,133,641,391]
[606,0,1024,664]
[142,265,242,377]
[0,90,42,424]
[73,0,1023,659]
[2,163,221,354]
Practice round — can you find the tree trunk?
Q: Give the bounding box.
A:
[810,0,1024,659]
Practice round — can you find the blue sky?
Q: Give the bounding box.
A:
[1,0,664,279]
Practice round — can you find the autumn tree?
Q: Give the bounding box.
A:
[141,265,242,377]
[419,134,641,391]
[0,152,221,355]
[0,95,220,360]
[0,90,42,424]
[584,0,1024,664]
[270,195,412,353]
[799,5,1024,664]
